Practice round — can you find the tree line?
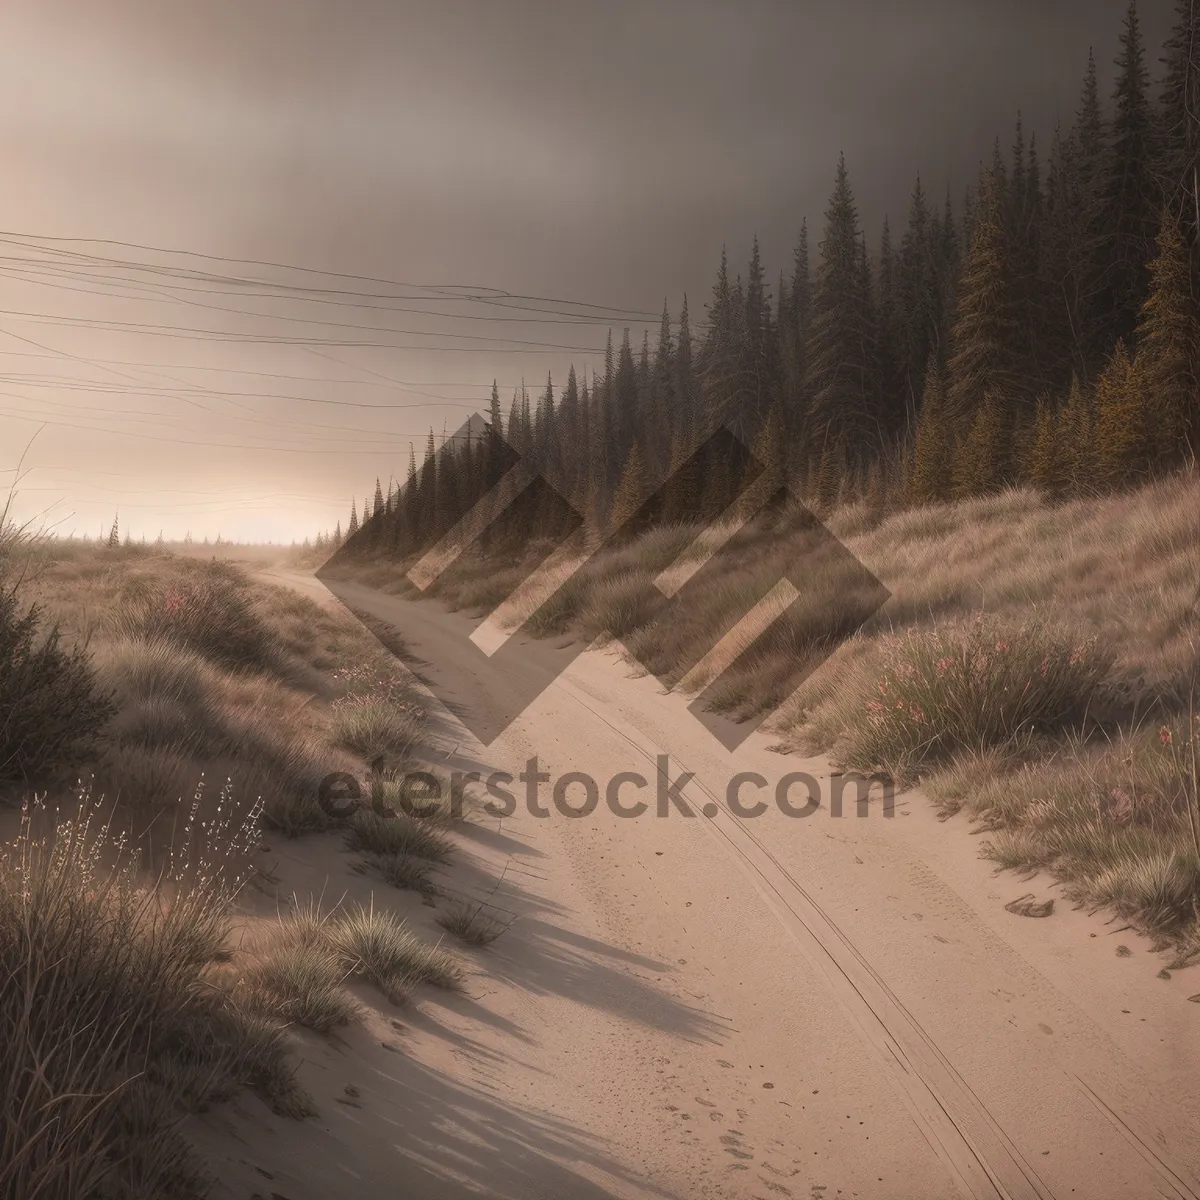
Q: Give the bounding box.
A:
[317,0,1197,559]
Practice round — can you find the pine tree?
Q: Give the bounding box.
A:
[946,151,1024,430]
[952,391,1006,497]
[1132,211,1200,466]
[488,379,503,442]
[610,442,648,537]
[1055,375,1097,496]
[675,294,699,450]
[813,436,844,513]
[106,513,120,548]
[906,357,953,505]
[806,154,879,465]
[740,235,773,441]
[1029,397,1060,496]
[750,403,786,503]
[876,215,904,441]
[700,246,741,438]
[1094,339,1152,487]
[781,220,813,453]
[1100,3,1158,351]
[1156,0,1200,245]
[347,499,359,538]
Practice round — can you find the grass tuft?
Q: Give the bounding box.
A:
[345,807,454,863]
[435,899,511,946]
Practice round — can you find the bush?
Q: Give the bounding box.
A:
[841,613,1112,780]
[0,586,115,783]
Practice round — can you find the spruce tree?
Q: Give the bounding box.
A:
[1132,213,1199,466]
[1056,375,1097,497]
[675,294,699,451]
[1155,0,1200,244]
[1028,398,1060,496]
[806,154,878,466]
[898,177,937,428]
[488,380,503,442]
[906,357,953,505]
[1094,339,1151,488]
[876,215,904,441]
[952,391,1006,497]
[610,442,648,536]
[946,152,1024,430]
[700,246,741,438]
[750,403,786,503]
[785,220,813,448]
[1100,3,1157,351]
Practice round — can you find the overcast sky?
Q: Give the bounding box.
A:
[0,0,1173,542]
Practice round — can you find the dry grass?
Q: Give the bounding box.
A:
[0,786,312,1200]
[337,472,1200,950]
[344,806,454,863]
[5,540,428,848]
[436,899,512,947]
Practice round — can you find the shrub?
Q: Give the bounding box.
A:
[840,613,1112,780]
[0,586,115,783]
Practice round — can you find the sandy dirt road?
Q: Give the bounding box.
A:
[195,571,1200,1200]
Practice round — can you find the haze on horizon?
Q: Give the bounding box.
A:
[0,0,1170,544]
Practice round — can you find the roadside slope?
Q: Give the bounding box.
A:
[220,572,1200,1200]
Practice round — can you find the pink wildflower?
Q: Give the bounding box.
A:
[994,640,1009,651]
[1159,725,1172,746]
[935,656,953,676]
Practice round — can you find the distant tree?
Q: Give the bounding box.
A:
[106,513,120,549]
[806,155,879,466]
[1133,212,1200,466]
[610,442,647,536]
[946,147,1024,431]
[1099,3,1157,351]
[347,500,359,538]
[1155,0,1200,248]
